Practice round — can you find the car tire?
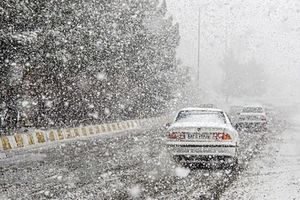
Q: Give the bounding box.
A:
[231,147,239,170]
[235,124,241,131]
[225,157,238,170]
[173,155,184,163]
[262,125,267,132]
[232,157,239,170]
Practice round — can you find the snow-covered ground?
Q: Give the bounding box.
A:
[221,113,300,200]
[0,112,287,199]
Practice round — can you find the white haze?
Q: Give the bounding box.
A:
[166,0,300,104]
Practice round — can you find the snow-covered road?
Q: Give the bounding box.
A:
[222,115,300,200]
[0,116,286,199]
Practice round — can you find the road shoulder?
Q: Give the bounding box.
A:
[221,120,300,200]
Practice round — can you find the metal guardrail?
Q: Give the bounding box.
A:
[0,116,170,152]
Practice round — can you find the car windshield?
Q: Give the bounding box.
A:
[242,107,263,113]
[175,111,226,124]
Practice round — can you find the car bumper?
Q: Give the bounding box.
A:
[236,122,267,128]
[166,143,238,159]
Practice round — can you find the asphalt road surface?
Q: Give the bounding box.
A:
[0,117,287,200]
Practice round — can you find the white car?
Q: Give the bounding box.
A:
[165,108,239,168]
[236,106,268,131]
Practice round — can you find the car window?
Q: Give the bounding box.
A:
[242,107,263,113]
[175,111,226,124]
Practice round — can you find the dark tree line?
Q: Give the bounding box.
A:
[0,0,185,130]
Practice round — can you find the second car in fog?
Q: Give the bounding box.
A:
[235,105,268,131]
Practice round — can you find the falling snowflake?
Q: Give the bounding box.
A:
[22,100,30,107]
[104,108,110,115]
[128,185,141,198]
[96,72,107,81]
[174,167,190,178]
[46,101,53,108]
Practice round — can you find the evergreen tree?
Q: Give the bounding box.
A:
[0,0,181,130]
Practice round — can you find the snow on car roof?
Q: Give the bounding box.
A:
[243,104,264,107]
[242,105,265,110]
[179,107,223,112]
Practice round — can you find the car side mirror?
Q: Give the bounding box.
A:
[165,122,171,128]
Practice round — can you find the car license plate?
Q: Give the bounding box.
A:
[186,133,210,140]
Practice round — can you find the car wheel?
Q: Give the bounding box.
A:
[231,148,239,170]
[226,157,238,170]
[232,158,239,169]
[173,155,185,163]
[262,126,267,132]
[235,124,241,131]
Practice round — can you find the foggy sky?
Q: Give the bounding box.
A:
[166,0,300,101]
